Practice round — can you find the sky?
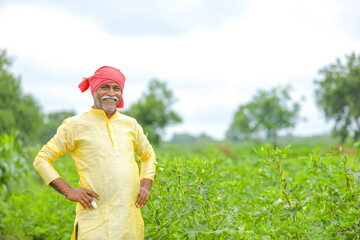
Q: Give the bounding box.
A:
[0,0,359,140]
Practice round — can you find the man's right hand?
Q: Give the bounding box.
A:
[49,178,100,210]
[66,188,100,210]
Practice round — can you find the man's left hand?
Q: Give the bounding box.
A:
[136,178,153,208]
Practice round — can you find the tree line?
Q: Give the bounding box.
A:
[226,52,360,145]
[1,48,359,146]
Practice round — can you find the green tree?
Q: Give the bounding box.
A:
[0,49,43,143]
[38,110,76,144]
[123,79,182,145]
[315,52,360,143]
[226,85,301,146]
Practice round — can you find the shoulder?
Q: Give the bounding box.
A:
[61,112,92,129]
[62,112,85,123]
[117,112,139,126]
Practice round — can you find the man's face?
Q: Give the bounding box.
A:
[93,82,122,113]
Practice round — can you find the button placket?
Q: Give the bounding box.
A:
[108,121,120,157]
[106,119,114,147]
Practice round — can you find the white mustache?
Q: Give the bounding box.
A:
[102,95,119,101]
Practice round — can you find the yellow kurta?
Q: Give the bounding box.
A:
[33,108,156,240]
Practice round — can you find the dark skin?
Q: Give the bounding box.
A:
[49,82,153,209]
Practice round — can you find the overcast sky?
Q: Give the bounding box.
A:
[1,0,359,140]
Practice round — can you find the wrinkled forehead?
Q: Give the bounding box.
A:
[99,82,121,88]
[93,82,122,96]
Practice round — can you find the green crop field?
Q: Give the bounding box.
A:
[1,134,360,239]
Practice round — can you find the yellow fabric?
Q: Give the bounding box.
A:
[33,108,156,239]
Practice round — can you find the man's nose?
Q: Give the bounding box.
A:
[107,88,115,96]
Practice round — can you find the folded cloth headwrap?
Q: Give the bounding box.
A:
[79,66,126,108]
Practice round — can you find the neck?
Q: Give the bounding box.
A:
[105,111,116,119]
[93,105,116,119]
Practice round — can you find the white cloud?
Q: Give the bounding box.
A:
[0,0,359,140]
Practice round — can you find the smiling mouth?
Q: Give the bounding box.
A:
[103,98,118,103]
[102,95,119,102]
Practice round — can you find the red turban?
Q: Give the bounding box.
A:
[79,66,126,108]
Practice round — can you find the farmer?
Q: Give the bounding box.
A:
[33,66,156,239]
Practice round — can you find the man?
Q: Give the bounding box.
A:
[33,66,156,240]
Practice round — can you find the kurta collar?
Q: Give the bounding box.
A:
[90,107,118,120]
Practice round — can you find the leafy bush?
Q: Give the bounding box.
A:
[2,136,360,239]
[0,134,30,195]
[0,134,78,239]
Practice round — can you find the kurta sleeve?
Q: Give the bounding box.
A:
[134,122,157,181]
[33,120,75,186]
